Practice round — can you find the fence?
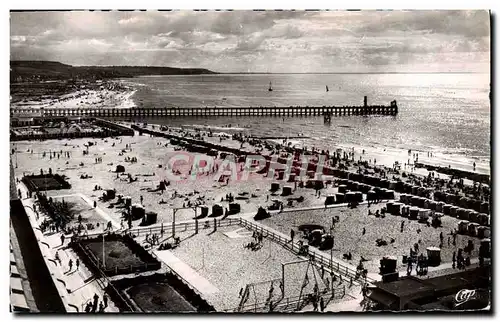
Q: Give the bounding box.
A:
[74,216,372,312]
[228,286,346,312]
[83,216,374,283]
[71,234,162,277]
[71,241,135,312]
[84,217,242,239]
[239,218,376,285]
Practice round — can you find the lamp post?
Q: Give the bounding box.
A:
[172,209,176,239]
[330,217,335,268]
[102,232,106,269]
[14,143,18,169]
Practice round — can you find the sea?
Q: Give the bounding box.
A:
[119,73,491,174]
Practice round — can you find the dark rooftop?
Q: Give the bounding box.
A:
[375,277,434,298]
[374,266,490,299]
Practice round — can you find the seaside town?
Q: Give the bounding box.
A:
[9,10,491,314]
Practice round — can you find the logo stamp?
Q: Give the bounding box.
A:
[455,289,477,307]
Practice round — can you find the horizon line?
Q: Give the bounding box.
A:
[219,71,486,74]
[10,60,487,75]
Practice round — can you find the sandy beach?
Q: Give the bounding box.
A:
[11,81,136,110]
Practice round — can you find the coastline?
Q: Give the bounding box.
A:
[10,80,137,110]
[154,124,490,179]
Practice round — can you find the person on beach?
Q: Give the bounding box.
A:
[407,257,413,276]
[55,251,60,265]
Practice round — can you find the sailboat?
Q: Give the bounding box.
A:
[268,81,273,92]
[326,85,329,92]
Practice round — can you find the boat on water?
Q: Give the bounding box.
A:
[268,81,273,92]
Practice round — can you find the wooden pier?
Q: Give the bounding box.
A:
[11,99,398,119]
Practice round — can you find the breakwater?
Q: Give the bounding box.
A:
[415,162,490,185]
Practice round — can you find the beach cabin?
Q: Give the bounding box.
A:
[418,209,430,222]
[457,221,469,234]
[426,247,441,266]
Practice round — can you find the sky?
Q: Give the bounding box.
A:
[10,10,490,73]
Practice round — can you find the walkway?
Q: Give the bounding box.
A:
[15,182,119,313]
[153,250,219,296]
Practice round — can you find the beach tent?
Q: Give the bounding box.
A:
[477,213,489,226]
[467,223,479,237]
[392,203,402,216]
[270,182,280,192]
[436,202,444,213]
[336,193,345,204]
[458,221,469,234]
[229,203,241,215]
[457,208,469,220]
[409,207,419,219]
[345,191,356,203]
[418,209,430,221]
[254,207,270,221]
[480,238,491,257]
[281,186,293,196]
[141,211,158,226]
[480,202,489,214]
[325,195,335,206]
[210,204,223,217]
[477,226,490,239]
[131,203,145,220]
[426,247,441,266]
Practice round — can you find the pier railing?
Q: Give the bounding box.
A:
[11,104,398,118]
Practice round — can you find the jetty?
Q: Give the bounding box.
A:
[11,97,398,118]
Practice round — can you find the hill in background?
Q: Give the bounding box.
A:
[10,60,217,82]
